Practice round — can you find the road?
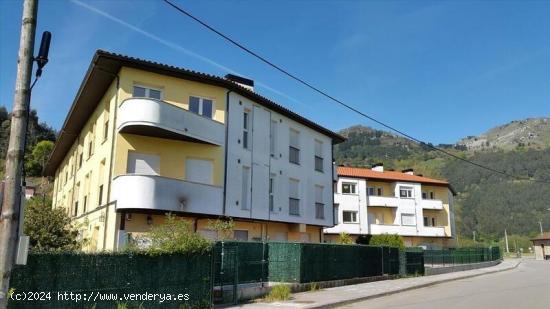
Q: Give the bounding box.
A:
[339,259,550,309]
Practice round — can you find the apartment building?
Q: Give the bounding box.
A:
[324,165,456,248]
[44,50,344,251]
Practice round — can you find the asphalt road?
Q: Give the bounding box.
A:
[339,259,550,309]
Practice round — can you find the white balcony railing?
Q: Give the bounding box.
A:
[112,174,223,215]
[369,224,446,237]
[117,98,224,145]
[420,199,444,210]
[367,195,399,207]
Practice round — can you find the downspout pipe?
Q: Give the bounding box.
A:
[222,90,232,215]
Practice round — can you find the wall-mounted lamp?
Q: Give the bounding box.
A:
[146,215,153,226]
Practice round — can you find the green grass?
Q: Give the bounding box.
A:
[264,284,291,302]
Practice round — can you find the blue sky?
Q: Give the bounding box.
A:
[1,0,549,144]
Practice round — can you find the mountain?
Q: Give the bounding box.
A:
[458,118,550,152]
[334,118,550,241]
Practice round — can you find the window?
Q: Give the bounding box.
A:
[401,213,416,226]
[432,217,436,226]
[367,187,375,196]
[315,185,324,219]
[270,120,277,157]
[269,174,275,212]
[430,192,435,199]
[78,152,83,169]
[88,139,93,158]
[341,182,357,194]
[127,152,160,175]
[243,111,250,149]
[377,187,383,196]
[103,120,109,142]
[289,129,300,164]
[342,211,358,223]
[185,158,213,185]
[289,178,300,216]
[83,195,87,213]
[73,201,79,217]
[234,230,249,241]
[241,166,250,210]
[189,96,214,118]
[423,216,429,226]
[314,140,323,172]
[399,186,413,198]
[98,184,104,206]
[422,192,427,199]
[133,85,161,100]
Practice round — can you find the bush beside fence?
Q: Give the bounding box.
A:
[9,252,212,309]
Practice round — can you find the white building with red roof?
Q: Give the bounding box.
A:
[324,164,456,248]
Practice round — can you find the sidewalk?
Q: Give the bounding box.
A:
[228,259,521,309]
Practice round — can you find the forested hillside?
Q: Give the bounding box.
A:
[0,106,57,178]
[334,119,550,241]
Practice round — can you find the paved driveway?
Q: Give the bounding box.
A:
[340,259,550,309]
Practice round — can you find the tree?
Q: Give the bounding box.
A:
[208,218,235,240]
[25,140,54,176]
[23,197,81,251]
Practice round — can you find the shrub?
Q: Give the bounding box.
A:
[265,284,291,302]
[369,234,404,249]
[207,218,235,240]
[338,232,353,244]
[309,282,321,292]
[139,214,212,255]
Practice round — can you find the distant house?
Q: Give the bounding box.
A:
[531,233,550,260]
[325,164,457,248]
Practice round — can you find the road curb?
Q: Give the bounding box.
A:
[310,260,521,309]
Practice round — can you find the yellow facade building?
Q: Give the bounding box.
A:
[44,51,344,251]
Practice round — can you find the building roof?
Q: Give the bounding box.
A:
[43,50,345,176]
[337,166,456,194]
[531,232,550,241]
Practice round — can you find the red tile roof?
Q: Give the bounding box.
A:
[337,166,450,186]
[531,232,550,241]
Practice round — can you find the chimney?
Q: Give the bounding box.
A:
[402,168,414,175]
[371,163,384,172]
[225,74,254,92]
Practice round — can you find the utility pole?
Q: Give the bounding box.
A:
[504,229,509,253]
[473,230,476,242]
[539,221,543,235]
[0,0,38,307]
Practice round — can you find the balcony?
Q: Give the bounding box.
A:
[112,174,223,215]
[420,226,446,237]
[369,224,402,234]
[421,199,444,210]
[117,98,224,146]
[367,196,399,207]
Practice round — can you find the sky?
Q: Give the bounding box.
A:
[1,0,549,144]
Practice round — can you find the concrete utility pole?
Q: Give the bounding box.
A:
[0,0,38,307]
[504,229,509,253]
[539,221,544,235]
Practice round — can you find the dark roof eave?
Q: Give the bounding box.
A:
[43,50,345,176]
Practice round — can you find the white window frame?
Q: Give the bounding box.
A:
[342,211,358,224]
[189,95,215,118]
[401,213,416,226]
[341,182,357,194]
[289,128,300,165]
[132,84,163,100]
[399,186,413,198]
[270,120,277,157]
[243,110,251,149]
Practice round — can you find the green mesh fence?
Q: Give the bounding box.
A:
[8,252,212,309]
[266,243,399,283]
[424,246,501,267]
[213,241,268,285]
[404,248,425,275]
